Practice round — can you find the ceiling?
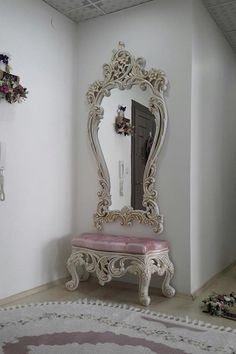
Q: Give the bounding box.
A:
[203,0,236,52]
[42,0,153,22]
[43,0,236,52]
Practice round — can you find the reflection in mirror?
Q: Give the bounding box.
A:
[99,86,157,211]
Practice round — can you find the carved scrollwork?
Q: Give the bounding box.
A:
[87,43,168,232]
[65,247,175,305]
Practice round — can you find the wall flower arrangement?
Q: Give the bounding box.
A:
[0,54,28,104]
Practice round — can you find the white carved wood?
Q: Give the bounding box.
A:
[66,247,175,306]
[87,43,168,233]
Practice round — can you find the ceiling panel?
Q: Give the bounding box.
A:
[203,0,236,52]
[97,0,152,14]
[69,6,103,22]
[44,0,86,13]
[43,0,236,52]
[227,30,236,47]
[204,0,236,6]
[43,0,153,22]
[207,1,236,32]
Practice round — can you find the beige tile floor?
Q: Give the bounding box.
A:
[2,264,236,329]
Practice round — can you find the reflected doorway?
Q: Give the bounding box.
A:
[131,100,155,210]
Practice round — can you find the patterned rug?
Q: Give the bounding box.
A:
[0,300,236,354]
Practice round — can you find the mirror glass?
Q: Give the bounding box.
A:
[99,86,157,211]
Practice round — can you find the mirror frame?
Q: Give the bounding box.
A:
[87,43,168,233]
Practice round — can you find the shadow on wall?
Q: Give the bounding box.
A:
[41,234,73,282]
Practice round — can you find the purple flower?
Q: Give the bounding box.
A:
[0,84,9,93]
[13,84,23,93]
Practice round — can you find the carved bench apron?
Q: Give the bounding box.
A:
[66,233,175,306]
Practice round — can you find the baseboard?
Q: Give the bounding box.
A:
[191,259,236,300]
[0,277,67,307]
[3,261,233,307]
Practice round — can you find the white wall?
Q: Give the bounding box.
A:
[76,0,192,294]
[0,0,77,299]
[191,0,236,292]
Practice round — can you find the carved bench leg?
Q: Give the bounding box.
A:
[139,270,151,306]
[162,257,176,298]
[65,252,90,291]
[65,254,80,291]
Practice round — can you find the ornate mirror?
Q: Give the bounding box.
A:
[87,43,168,233]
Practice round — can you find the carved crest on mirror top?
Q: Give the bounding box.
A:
[87,42,168,233]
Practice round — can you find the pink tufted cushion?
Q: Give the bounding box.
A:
[72,233,169,255]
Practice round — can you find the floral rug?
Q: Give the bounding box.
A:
[0,300,236,354]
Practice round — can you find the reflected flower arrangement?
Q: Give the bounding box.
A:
[114,105,133,136]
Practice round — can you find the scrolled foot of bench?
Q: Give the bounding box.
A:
[139,270,151,306]
[65,254,80,291]
[162,258,176,298]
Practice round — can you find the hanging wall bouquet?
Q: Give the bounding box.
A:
[0,54,28,104]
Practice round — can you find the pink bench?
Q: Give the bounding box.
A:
[66,233,175,306]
